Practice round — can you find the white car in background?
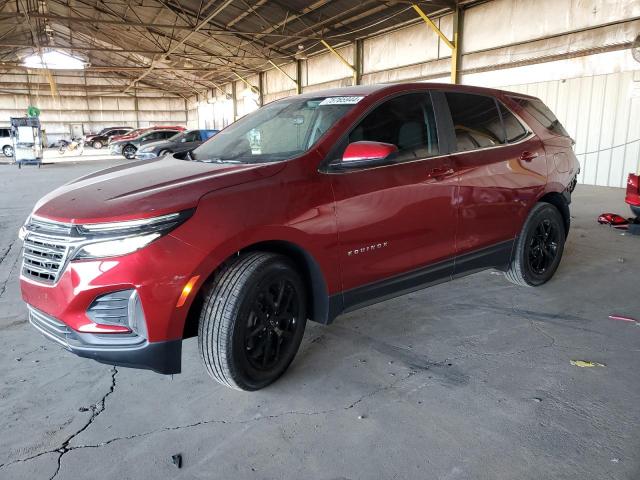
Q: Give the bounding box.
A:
[0,126,13,157]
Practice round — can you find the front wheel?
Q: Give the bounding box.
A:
[505,203,566,287]
[92,140,103,149]
[122,145,136,159]
[198,252,307,391]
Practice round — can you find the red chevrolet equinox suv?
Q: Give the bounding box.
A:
[19,83,579,390]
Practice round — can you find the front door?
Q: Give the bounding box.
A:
[328,92,458,309]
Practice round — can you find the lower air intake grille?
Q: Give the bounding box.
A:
[86,290,134,327]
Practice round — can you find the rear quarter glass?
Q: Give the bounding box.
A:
[508,96,570,138]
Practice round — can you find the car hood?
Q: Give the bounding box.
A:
[32,156,285,224]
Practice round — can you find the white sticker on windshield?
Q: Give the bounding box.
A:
[319,96,364,106]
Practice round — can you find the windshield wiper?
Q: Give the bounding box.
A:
[192,157,244,164]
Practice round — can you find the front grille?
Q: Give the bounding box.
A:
[22,235,70,282]
[21,216,75,284]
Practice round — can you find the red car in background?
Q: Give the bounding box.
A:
[19,83,578,391]
[109,125,186,144]
[626,173,640,217]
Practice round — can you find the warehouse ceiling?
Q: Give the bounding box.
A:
[0,0,469,96]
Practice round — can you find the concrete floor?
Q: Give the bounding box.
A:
[0,161,638,480]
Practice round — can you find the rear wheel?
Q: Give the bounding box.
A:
[92,140,103,149]
[123,144,136,159]
[631,205,640,218]
[198,252,307,391]
[2,145,12,157]
[505,203,566,287]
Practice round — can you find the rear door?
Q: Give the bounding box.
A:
[441,91,547,272]
[328,92,458,304]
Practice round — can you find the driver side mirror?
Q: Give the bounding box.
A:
[335,141,399,170]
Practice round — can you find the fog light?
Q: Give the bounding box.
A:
[86,289,147,338]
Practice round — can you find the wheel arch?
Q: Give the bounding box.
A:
[182,239,332,339]
[538,191,570,235]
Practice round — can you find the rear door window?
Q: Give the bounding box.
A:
[510,97,569,137]
[498,103,529,143]
[445,92,504,152]
[348,93,439,162]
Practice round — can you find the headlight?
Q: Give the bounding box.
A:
[73,210,193,260]
[75,233,161,259]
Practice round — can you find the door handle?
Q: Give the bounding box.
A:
[520,151,538,162]
[427,167,454,179]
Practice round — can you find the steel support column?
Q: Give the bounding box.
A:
[413,3,459,84]
[231,81,237,121]
[320,39,357,86]
[296,60,302,94]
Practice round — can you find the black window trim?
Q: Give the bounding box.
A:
[319,89,454,174]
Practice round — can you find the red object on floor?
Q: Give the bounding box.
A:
[597,213,629,226]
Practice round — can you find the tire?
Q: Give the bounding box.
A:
[92,140,103,149]
[2,145,13,157]
[123,145,136,159]
[631,205,640,218]
[158,150,169,157]
[198,252,307,391]
[505,202,566,287]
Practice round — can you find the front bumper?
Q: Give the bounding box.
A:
[20,231,211,374]
[135,152,158,160]
[110,144,123,154]
[28,306,181,373]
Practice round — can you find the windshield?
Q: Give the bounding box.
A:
[168,132,185,141]
[191,96,362,163]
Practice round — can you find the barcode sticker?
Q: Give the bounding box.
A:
[319,96,364,105]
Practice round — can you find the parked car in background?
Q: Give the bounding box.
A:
[626,173,640,217]
[85,127,133,149]
[109,126,185,146]
[109,127,147,145]
[19,83,579,391]
[1,126,12,157]
[135,129,219,160]
[110,127,185,159]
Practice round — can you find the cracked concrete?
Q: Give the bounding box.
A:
[1,162,639,479]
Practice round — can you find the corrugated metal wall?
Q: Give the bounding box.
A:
[503,70,640,188]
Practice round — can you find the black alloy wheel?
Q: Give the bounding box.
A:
[527,218,560,275]
[505,202,566,287]
[198,252,307,390]
[242,278,300,371]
